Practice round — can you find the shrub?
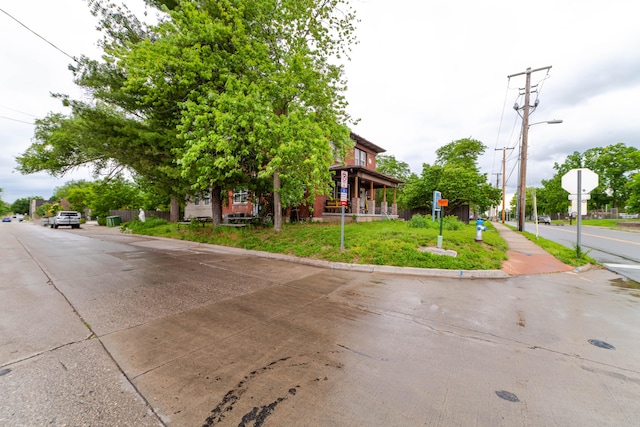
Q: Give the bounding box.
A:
[409,214,463,230]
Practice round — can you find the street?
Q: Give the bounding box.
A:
[522,221,640,282]
[2,221,640,426]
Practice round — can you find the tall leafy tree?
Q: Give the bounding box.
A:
[136,0,357,230]
[400,138,500,215]
[16,0,188,222]
[376,154,412,181]
[583,143,640,209]
[0,189,9,215]
[11,197,40,215]
[539,144,640,214]
[626,172,640,213]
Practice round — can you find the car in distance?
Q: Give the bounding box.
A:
[537,215,551,225]
[51,211,81,229]
[2,216,10,222]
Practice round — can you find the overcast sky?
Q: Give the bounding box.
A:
[1,0,639,205]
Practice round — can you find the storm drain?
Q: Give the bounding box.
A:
[495,390,519,402]
[588,339,615,350]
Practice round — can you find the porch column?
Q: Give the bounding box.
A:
[368,181,375,214]
[392,187,398,215]
[381,185,388,215]
[353,176,359,215]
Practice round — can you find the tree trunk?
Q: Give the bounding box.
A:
[169,196,180,222]
[273,170,282,231]
[211,186,223,226]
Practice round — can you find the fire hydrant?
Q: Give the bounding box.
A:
[475,218,486,241]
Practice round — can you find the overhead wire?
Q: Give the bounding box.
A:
[0,7,77,62]
[0,115,34,125]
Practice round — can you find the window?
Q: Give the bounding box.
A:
[194,196,200,206]
[203,193,210,205]
[355,148,367,167]
[330,141,343,163]
[233,189,248,204]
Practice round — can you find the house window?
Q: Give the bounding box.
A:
[203,193,210,205]
[194,196,200,206]
[330,141,343,163]
[233,189,248,204]
[355,148,367,167]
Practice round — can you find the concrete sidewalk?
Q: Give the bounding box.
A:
[492,222,575,276]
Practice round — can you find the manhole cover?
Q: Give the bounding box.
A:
[588,339,615,350]
[495,390,519,402]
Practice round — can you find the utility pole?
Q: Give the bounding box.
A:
[495,147,513,223]
[508,65,552,231]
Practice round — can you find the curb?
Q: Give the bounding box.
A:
[189,242,510,279]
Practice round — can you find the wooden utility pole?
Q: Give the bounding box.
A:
[495,147,514,223]
[508,65,552,231]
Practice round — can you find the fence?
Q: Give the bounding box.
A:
[108,209,171,222]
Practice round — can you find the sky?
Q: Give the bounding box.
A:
[1,0,639,206]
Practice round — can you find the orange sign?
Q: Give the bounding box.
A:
[438,199,448,207]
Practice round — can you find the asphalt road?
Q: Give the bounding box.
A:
[520,221,640,282]
[2,220,640,426]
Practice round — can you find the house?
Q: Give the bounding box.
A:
[312,132,402,222]
[183,132,403,222]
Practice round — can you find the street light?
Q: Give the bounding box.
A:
[516,119,563,231]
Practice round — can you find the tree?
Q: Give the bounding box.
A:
[400,138,501,215]
[626,172,640,213]
[583,143,640,209]
[0,188,9,215]
[124,0,356,230]
[376,155,412,181]
[538,144,640,215]
[16,0,189,222]
[88,176,143,223]
[11,197,40,215]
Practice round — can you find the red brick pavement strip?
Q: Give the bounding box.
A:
[493,222,575,276]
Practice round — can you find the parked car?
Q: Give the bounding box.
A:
[51,211,81,229]
[2,216,10,222]
[537,215,551,225]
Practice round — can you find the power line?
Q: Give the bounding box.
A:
[0,115,34,125]
[0,104,39,118]
[0,7,77,62]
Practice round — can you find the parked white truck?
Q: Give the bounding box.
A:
[51,211,81,229]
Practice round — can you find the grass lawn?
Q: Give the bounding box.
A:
[124,218,509,270]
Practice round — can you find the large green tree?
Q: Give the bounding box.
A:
[626,172,640,213]
[16,0,189,222]
[538,144,640,214]
[399,138,501,215]
[10,197,40,216]
[582,143,640,209]
[121,0,356,230]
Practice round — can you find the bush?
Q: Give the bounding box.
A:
[408,214,464,230]
[121,217,168,232]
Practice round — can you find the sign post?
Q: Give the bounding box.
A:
[562,168,598,254]
[437,198,448,248]
[340,171,348,251]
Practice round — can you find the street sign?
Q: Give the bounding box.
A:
[438,199,448,207]
[433,191,442,211]
[562,168,598,194]
[340,187,347,206]
[341,171,348,188]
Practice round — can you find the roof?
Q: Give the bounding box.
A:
[350,132,386,154]
[330,165,404,186]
